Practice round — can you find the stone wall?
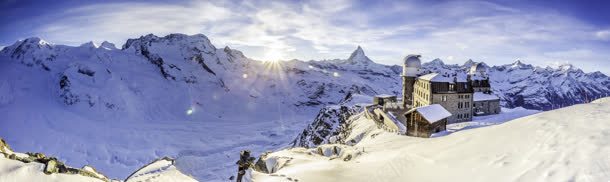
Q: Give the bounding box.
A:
[372,108,401,133]
[402,76,417,107]
[431,93,473,123]
[474,100,500,116]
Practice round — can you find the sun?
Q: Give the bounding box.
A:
[263,49,283,62]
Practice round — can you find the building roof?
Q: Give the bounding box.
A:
[418,73,467,83]
[403,54,422,68]
[473,92,500,101]
[375,94,396,98]
[406,104,452,124]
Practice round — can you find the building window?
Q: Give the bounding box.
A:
[466,102,470,108]
[449,84,455,91]
[442,95,447,102]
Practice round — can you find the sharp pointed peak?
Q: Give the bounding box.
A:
[513,59,525,65]
[352,46,365,55]
[79,41,98,48]
[346,46,372,64]
[429,58,445,65]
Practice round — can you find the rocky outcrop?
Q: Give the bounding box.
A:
[291,104,362,148]
[0,137,165,182]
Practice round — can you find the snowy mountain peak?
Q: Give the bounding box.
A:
[100,41,117,50]
[509,60,533,69]
[427,58,445,66]
[4,37,52,51]
[1,36,55,61]
[79,41,98,48]
[345,46,373,65]
[123,33,216,51]
[557,63,575,71]
[22,37,50,46]
[463,59,476,67]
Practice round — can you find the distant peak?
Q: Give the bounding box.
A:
[351,46,365,56]
[558,63,573,69]
[79,41,98,48]
[21,37,51,46]
[513,59,524,65]
[346,46,372,65]
[123,33,214,50]
[4,37,53,51]
[508,59,535,70]
[429,58,445,65]
[100,41,117,50]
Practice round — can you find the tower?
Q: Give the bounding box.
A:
[402,54,421,108]
[468,62,491,93]
[469,62,488,79]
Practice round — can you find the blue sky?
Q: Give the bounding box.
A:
[1,0,610,73]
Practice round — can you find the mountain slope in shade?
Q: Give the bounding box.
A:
[253,97,610,182]
[0,33,609,181]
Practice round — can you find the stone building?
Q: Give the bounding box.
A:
[413,73,474,123]
[365,55,502,138]
[404,104,451,138]
[473,92,500,115]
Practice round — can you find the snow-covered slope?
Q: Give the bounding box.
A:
[0,139,195,182]
[125,157,197,182]
[1,33,609,181]
[253,97,610,182]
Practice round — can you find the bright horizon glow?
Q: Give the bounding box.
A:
[262,49,284,62]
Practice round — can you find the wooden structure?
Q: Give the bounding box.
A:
[404,104,451,138]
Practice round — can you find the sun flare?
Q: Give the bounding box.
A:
[263,49,283,62]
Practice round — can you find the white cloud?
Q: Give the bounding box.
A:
[28,0,610,73]
[36,1,234,46]
[595,30,610,41]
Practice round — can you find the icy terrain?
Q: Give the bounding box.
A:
[253,97,610,182]
[0,33,609,181]
[0,141,195,182]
